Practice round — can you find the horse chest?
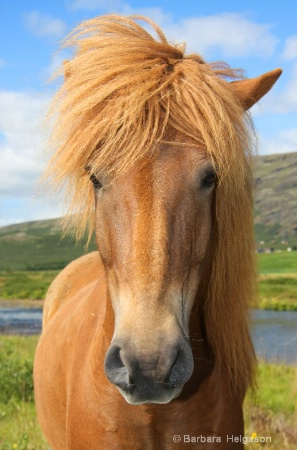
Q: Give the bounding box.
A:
[67,388,239,450]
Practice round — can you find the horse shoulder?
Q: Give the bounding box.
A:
[42,251,104,327]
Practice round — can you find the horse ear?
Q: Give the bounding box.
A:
[230,68,282,110]
[63,60,71,80]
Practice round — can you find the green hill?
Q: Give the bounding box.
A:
[0,219,96,271]
[254,151,297,249]
[0,151,296,270]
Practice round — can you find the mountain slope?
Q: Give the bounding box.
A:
[254,151,297,246]
[0,219,96,271]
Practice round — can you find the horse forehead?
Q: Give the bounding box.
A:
[155,142,208,170]
[119,143,209,191]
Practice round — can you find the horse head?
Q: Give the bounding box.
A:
[89,137,214,403]
[47,15,281,405]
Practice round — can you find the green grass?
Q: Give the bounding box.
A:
[255,252,297,310]
[0,336,37,404]
[0,271,58,301]
[257,251,297,274]
[244,363,297,449]
[0,401,47,450]
[258,276,297,310]
[0,336,47,449]
[252,363,296,415]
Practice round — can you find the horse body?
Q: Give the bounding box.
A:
[34,14,282,449]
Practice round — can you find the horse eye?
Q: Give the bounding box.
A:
[89,173,102,189]
[202,172,216,188]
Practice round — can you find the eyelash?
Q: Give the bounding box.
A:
[89,174,102,189]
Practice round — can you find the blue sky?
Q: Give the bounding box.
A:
[1,0,297,226]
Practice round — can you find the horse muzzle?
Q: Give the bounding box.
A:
[104,340,194,404]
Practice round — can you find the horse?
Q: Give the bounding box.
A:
[34,14,281,449]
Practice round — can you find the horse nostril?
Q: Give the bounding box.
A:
[104,346,134,394]
[167,346,194,387]
[105,346,122,372]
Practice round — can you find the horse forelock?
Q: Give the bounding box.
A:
[44,14,257,393]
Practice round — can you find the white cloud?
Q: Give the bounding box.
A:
[282,35,297,61]
[278,63,297,112]
[0,90,49,199]
[24,11,66,39]
[259,128,297,155]
[162,13,277,58]
[0,59,7,69]
[70,1,173,31]
[118,5,172,26]
[0,90,66,225]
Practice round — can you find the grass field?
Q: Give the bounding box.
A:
[244,363,297,449]
[0,336,296,449]
[0,336,47,450]
[258,275,297,310]
[257,252,297,274]
[0,271,58,301]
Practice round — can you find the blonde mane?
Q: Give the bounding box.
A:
[45,14,257,392]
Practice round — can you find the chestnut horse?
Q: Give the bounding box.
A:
[34,15,281,449]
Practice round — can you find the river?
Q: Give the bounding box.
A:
[0,308,296,364]
[251,309,297,364]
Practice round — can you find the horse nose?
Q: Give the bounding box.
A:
[104,343,193,394]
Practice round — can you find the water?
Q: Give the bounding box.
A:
[251,309,297,364]
[0,307,42,335]
[0,307,296,364]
